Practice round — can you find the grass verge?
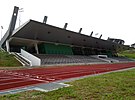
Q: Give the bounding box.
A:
[0,50,22,67]
[1,68,135,100]
[118,49,135,59]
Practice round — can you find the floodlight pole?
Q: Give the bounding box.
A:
[0,26,3,41]
[19,8,24,26]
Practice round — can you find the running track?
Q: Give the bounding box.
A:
[0,62,135,91]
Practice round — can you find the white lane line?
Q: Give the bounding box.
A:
[0,71,48,82]
[0,79,35,86]
[46,78,55,81]
[0,78,23,82]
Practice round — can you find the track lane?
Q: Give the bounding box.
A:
[0,62,135,91]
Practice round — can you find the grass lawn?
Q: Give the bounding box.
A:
[1,68,135,100]
[0,50,22,67]
[118,49,135,59]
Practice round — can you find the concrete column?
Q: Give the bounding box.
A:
[79,28,82,33]
[6,40,10,52]
[82,47,85,55]
[63,23,68,29]
[90,31,93,36]
[43,16,48,24]
[35,43,39,54]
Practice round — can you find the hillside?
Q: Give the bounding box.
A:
[0,50,22,67]
[118,49,135,59]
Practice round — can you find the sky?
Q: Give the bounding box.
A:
[0,0,135,45]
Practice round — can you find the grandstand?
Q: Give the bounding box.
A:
[0,6,133,66]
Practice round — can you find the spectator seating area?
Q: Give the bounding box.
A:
[34,54,135,65]
[35,54,107,65]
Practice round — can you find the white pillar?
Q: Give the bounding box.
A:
[35,43,39,54]
[6,40,10,52]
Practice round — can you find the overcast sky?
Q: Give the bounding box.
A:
[0,0,135,45]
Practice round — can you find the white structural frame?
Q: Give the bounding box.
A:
[21,49,41,66]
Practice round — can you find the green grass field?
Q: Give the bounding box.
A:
[1,68,135,100]
[0,50,22,67]
[118,49,135,59]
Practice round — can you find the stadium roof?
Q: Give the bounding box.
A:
[9,20,116,50]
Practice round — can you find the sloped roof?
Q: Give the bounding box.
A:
[9,20,116,50]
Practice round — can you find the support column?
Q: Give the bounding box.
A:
[79,28,82,33]
[82,47,85,55]
[6,40,10,52]
[35,43,39,54]
[63,23,68,29]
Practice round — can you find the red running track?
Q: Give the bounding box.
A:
[0,62,135,91]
